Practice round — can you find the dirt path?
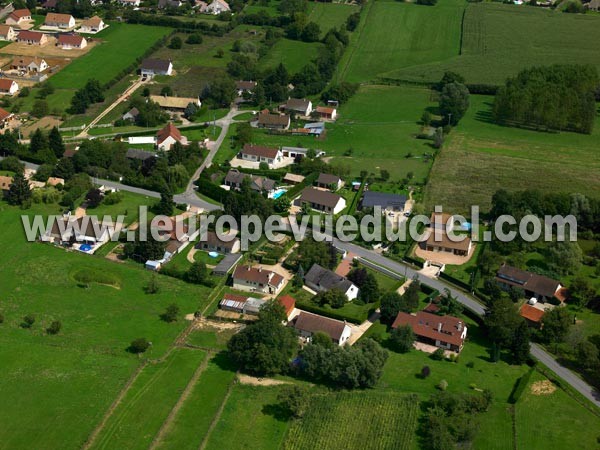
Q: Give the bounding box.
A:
[148,352,213,450]
[198,378,236,450]
[237,374,291,386]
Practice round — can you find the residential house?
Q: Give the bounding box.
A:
[42,0,58,8]
[239,144,283,168]
[0,107,13,128]
[16,31,48,45]
[257,112,290,130]
[0,175,12,192]
[122,107,139,122]
[315,106,337,120]
[292,311,352,346]
[224,169,276,195]
[42,215,115,248]
[46,177,64,187]
[80,16,106,33]
[6,9,31,27]
[315,173,343,191]
[236,80,257,96]
[304,263,359,301]
[197,230,241,254]
[0,79,18,95]
[424,230,472,257]
[141,59,173,78]
[589,0,600,10]
[212,253,243,276]
[44,13,75,29]
[278,295,296,321]
[158,0,185,8]
[359,191,407,212]
[429,212,461,231]
[392,310,468,353]
[205,0,230,14]
[57,34,87,49]
[232,265,285,295]
[156,123,188,151]
[0,25,17,41]
[281,146,324,159]
[519,304,545,329]
[282,98,313,116]
[297,187,346,215]
[11,56,48,73]
[219,293,267,315]
[495,264,567,303]
[149,95,201,111]
[282,173,305,185]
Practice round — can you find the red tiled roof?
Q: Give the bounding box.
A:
[233,265,282,287]
[0,107,11,121]
[10,9,31,20]
[0,79,15,91]
[58,34,85,46]
[45,12,74,25]
[17,30,44,42]
[392,310,466,347]
[519,304,545,323]
[316,106,335,114]
[242,144,280,159]
[156,123,182,145]
[278,295,295,316]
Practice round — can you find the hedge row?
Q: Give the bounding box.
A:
[404,255,424,268]
[439,271,472,292]
[196,177,229,203]
[282,172,318,200]
[296,300,365,325]
[508,366,535,404]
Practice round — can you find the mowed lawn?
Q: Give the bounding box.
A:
[284,391,419,450]
[244,85,436,181]
[515,371,600,450]
[50,23,171,89]
[337,0,464,83]
[0,202,213,450]
[262,39,324,74]
[392,3,600,85]
[307,2,359,37]
[424,95,600,212]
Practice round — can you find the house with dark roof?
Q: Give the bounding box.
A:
[282,98,313,116]
[156,123,188,150]
[41,215,117,250]
[122,107,139,122]
[360,191,407,212]
[141,59,173,77]
[392,310,468,353]
[257,112,290,130]
[292,311,352,346]
[239,144,283,168]
[236,80,257,96]
[304,263,359,301]
[282,173,305,185]
[296,187,346,215]
[495,264,566,304]
[424,230,472,257]
[57,33,87,49]
[315,173,343,191]
[197,230,241,254]
[232,265,286,294]
[224,169,276,195]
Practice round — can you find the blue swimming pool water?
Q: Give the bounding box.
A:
[272,188,287,199]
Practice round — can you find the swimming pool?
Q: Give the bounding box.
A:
[271,188,287,199]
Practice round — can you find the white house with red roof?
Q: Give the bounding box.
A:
[0,25,17,41]
[232,265,286,295]
[239,144,283,169]
[156,123,188,151]
[392,310,468,353]
[57,34,87,49]
[0,79,18,95]
[79,16,106,33]
[6,9,31,27]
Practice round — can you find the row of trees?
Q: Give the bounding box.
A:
[492,64,598,134]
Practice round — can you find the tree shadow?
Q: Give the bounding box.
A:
[262,403,293,422]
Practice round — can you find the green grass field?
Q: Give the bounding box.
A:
[515,371,600,449]
[262,39,324,74]
[284,391,419,450]
[89,348,207,450]
[0,202,214,450]
[337,0,464,83]
[244,84,436,181]
[391,3,600,85]
[424,94,600,213]
[307,2,358,37]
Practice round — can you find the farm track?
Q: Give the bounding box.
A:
[148,352,213,450]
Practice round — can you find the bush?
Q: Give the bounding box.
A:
[466,361,475,369]
[46,320,62,335]
[21,314,35,329]
[0,313,4,324]
[421,365,431,378]
[261,257,277,265]
[161,304,180,323]
[430,348,445,360]
[437,379,448,391]
[186,33,203,44]
[129,337,150,354]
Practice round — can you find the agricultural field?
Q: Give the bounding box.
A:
[337,0,463,83]
[240,84,436,181]
[0,202,214,450]
[391,3,600,85]
[262,39,324,74]
[515,371,600,449]
[424,94,600,213]
[307,2,358,37]
[284,391,419,450]
[89,348,207,450]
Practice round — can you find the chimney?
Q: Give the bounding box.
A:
[437,323,442,332]
[258,266,262,272]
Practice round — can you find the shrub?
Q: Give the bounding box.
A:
[129,337,150,354]
[437,379,448,391]
[466,361,475,369]
[0,313,4,324]
[430,348,445,360]
[46,320,62,335]
[161,304,180,323]
[145,275,160,294]
[421,365,431,378]
[21,314,35,329]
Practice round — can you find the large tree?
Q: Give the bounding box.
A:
[7,172,31,206]
[439,82,470,126]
